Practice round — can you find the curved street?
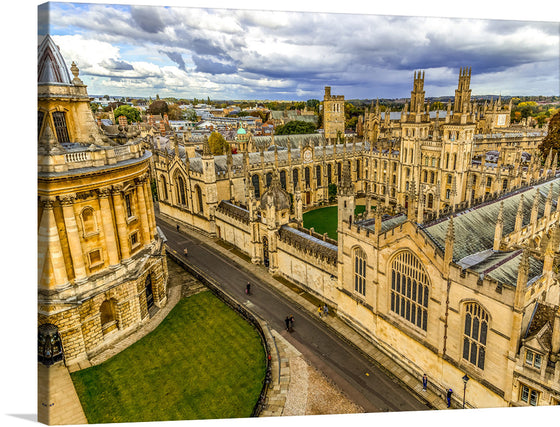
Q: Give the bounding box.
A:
[158,219,430,413]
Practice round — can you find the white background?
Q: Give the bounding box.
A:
[1,0,558,426]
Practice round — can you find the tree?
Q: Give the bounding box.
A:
[306,99,320,110]
[208,131,228,155]
[113,105,142,124]
[328,183,337,202]
[167,104,185,121]
[90,102,100,114]
[539,111,560,160]
[147,100,169,116]
[185,110,198,122]
[275,120,316,135]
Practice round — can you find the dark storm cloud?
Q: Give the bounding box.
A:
[192,55,238,74]
[100,58,134,71]
[160,50,187,72]
[130,6,165,34]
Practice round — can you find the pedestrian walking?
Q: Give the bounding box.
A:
[323,304,329,317]
[317,305,323,318]
[422,374,428,391]
[245,282,251,295]
[284,316,290,331]
[176,224,180,231]
[446,388,453,408]
[289,315,295,331]
[183,248,188,256]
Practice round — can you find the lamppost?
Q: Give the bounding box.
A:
[462,374,470,409]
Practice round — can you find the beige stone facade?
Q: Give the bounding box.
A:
[153,67,559,409]
[37,35,168,369]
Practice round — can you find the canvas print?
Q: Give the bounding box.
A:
[37,1,560,425]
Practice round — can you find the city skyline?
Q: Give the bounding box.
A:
[39,1,560,101]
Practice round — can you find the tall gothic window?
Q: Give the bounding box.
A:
[390,251,429,331]
[353,247,366,296]
[337,162,342,183]
[252,174,261,198]
[463,302,488,370]
[292,169,299,190]
[266,172,272,188]
[195,185,203,214]
[160,175,168,201]
[176,175,186,205]
[316,165,322,187]
[304,167,310,188]
[327,163,332,184]
[280,170,287,190]
[52,111,70,143]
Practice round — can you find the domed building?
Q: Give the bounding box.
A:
[37,35,168,368]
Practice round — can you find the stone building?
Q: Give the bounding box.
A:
[152,67,559,408]
[323,86,345,139]
[37,35,168,368]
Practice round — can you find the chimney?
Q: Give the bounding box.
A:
[118,115,128,127]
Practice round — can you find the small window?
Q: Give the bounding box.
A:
[525,350,542,369]
[130,232,139,248]
[38,111,45,137]
[125,193,133,218]
[81,207,97,235]
[88,249,102,267]
[520,385,539,406]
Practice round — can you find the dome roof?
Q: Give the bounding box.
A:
[237,127,247,135]
[38,35,73,85]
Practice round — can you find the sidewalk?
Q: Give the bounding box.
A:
[159,213,450,411]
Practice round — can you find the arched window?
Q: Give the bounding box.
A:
[252,174,261,198]
[327,163,332,184]
[176,174,186,205]
[356,160,360,180]
[353,247,366,296]
[266,172,272,188]
[316,165,322,187]
[304,167,311,188]
[463,302,488,370]
[423,170,428,182]
[337,162,342,183]
[195,185,203,214]
[280,170,287,190]
[427,193,434,209]
[292,169,299,191]
[81,207,97,235]
[160,175,168,201]
[390,251,430,331]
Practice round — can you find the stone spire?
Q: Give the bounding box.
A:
[202,135,211,157]
[493,201,504,251]
[543,224,558,276]
[444,215,455,271]
[339,159,354,196]
[544,183,553,218]
[514,249,530,309]
[515,194,524,232]
[530,189,540,226]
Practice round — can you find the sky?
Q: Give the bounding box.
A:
[38,0,560,101]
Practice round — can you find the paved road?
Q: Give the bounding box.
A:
[158,220,428,413]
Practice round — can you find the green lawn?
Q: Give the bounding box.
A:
[303,205,365,241]
[71,291,266,423]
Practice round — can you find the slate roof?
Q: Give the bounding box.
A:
[422,177,560,287]
[359,213,408,234]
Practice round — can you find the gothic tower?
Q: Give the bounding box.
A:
[323,86,345,139]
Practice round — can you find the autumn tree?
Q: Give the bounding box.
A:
[166,104,185,121]
[147,100,168,116]
[539,111,560,161]
[208,131,228,155]
[113,105,142,124]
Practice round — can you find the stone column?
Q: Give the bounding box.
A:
[38,198,69,290]
[111,185,130,260]
[135,177,151,244]
[59,195,87,282]
[98,188,120,266]
[143,178,157,238]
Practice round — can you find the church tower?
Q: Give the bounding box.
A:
[323,86,345,139]
[453,67,472,115]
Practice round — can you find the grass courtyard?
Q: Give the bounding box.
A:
[71,291,267,423]
[303,205,365,241]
